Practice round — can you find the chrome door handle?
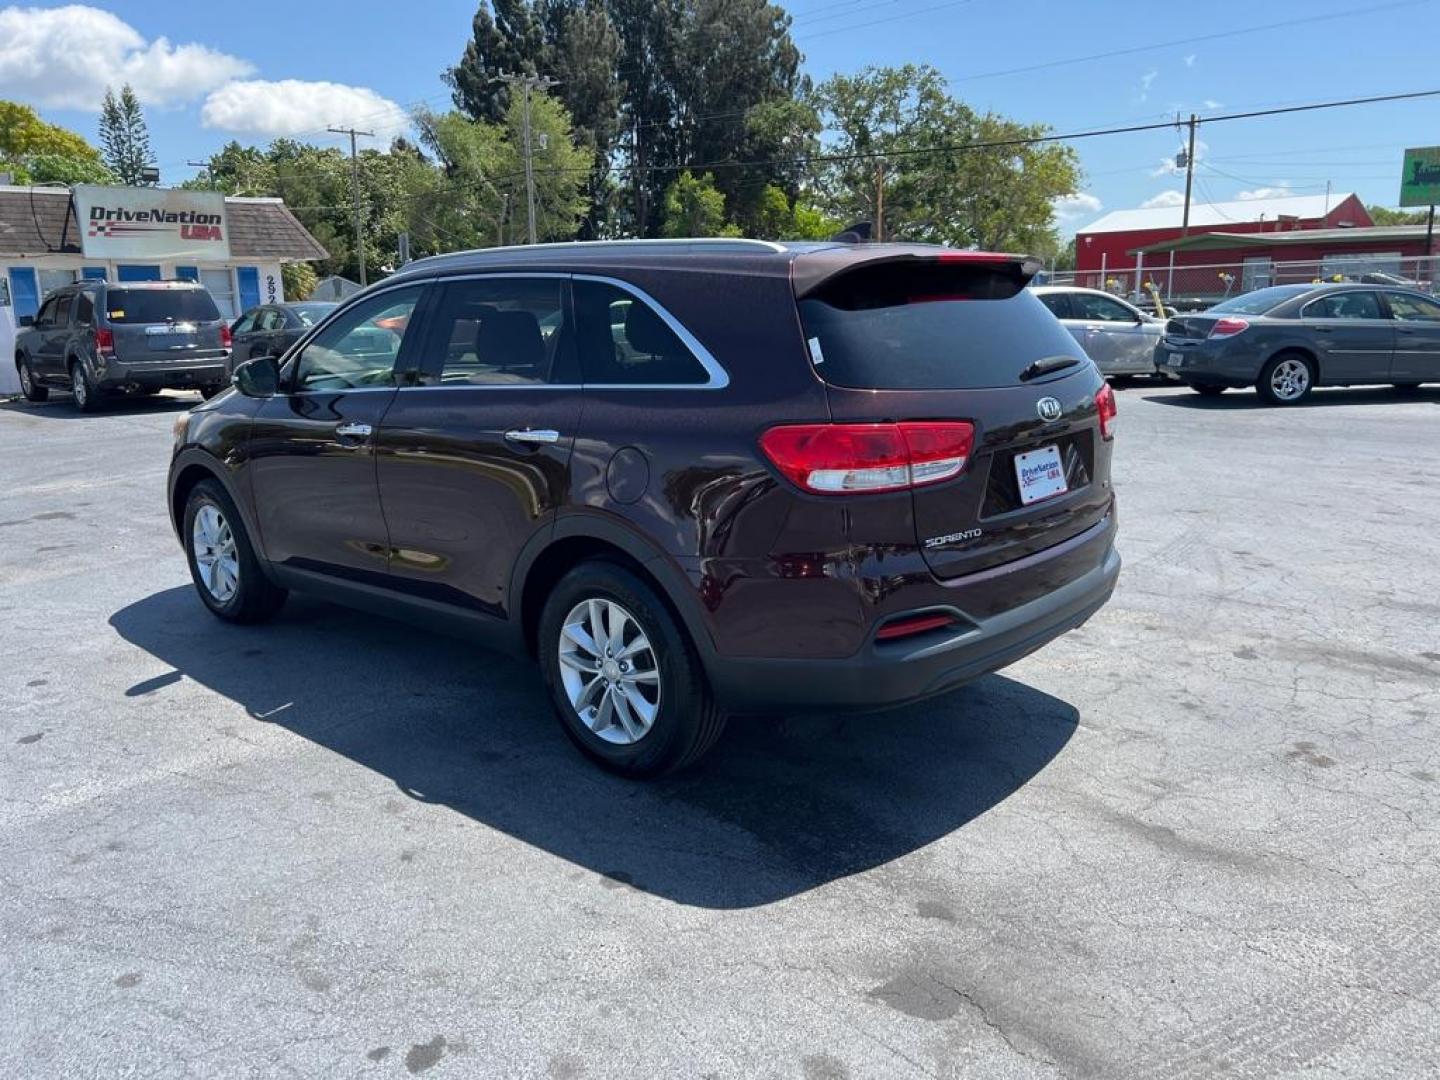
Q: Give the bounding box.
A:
[504,429,561,445]
[335,421,372,438]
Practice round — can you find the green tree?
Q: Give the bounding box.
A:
[281,261,319,300]
[809,64,1079,252]
[0,100,113,185]
[661,171,738,236]
[98,85,156,186]
[1367,204,1431,226]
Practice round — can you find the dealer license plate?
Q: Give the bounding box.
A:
[1014,444,1068,505]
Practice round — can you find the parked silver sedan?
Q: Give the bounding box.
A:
[1032,286,1163,376]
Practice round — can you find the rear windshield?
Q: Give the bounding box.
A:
[1208,285,1311,315]
[797,263,1082,390]
[104,288,221,324]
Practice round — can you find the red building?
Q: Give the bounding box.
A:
[1075,192,1374,274]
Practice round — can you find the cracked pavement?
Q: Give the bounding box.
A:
[1,383,1437,1078]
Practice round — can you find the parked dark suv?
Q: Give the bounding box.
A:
[168,240,1121,775]
[16,280,231,411]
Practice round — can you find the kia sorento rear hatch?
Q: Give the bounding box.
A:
[792,248,1116,579]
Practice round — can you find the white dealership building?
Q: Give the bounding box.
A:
[1,183,327,394]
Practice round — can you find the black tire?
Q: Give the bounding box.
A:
[1257,352,1315,406]
[537,561,726,778]
[1392,382,1423,394]
[182,478,287,624]
[1190,383,1226,397]
[69,359,102,413]
[17,357,48,402]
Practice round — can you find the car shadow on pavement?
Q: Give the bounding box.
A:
[0,394,198,419]
[110,587,1079,909]
[1143,386,1439,409]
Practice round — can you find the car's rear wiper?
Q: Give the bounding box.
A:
[1018,355,1082,382]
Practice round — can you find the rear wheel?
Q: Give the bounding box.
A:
[538,561,726,777]
[182,479,287,623]
[69,359,101,413]
[1190,383,1226,397]
[1257,353,1314,406]
[17,358,48,402]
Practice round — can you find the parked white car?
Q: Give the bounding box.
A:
[1032,286,1162,376]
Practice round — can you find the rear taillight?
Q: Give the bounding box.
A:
[94,328,115,356]
[220,324,233,348]
[1208,317,1250,339]
[875,612,960,641]
[1095,383,1117,441]
[759,421,975,495]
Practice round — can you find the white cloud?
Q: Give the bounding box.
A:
[1184,53,1197,67]
[1236,184,1294,200]
[1052,192,1103,223]
[1142,191,1187,209]
[1138,69,1159,101]
[201,80,408,141]
[1150,138,1209,177]
[0,4,252,109]
[1203,99,1223,110]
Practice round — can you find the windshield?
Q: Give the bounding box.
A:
[798,263,1081,390]
[105,288,221,324]
[1208,285,1312,315]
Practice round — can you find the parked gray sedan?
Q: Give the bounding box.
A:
[1156,283,1440,405]
[1032,286,1162,377]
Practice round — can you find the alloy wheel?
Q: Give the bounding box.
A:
[19,363,33,395]
[1270,358,1310,402]
[72,369,87,408]
[558,598,661,745]
[192,504,240,603]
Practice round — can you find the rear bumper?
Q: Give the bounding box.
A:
[1154,340,1262,385]
[96,356,229,389]
[704,527,1120,713]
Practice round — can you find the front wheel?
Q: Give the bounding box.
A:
[17,358,48,402]
[182,479,287,623]
[537,561,726,777]
[1257,353,1314,406]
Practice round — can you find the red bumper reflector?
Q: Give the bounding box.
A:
[875,613,958,641]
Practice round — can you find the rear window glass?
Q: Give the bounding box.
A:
[798,264,1082,390]
[1208,285,1311,315]
[104,288,221,324]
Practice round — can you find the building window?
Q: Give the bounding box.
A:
[200,268,237,320]
[117,265,162,282]
[37,268,75,298]
[175,266,200,282]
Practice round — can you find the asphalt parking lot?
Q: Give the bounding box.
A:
[2,382,1437,1079]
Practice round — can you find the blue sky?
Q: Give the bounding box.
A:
[4,0,1437,232]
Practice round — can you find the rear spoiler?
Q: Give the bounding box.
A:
[791,246,1043,300]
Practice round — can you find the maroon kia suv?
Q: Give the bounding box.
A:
[168,239,1120,776]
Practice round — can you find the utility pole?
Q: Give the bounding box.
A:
[495,73,561,244]
[328,126,374,284]
[1179,113,1198,239]
[875,159,886,242]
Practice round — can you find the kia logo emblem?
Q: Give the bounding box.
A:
[1036,397,1063,421]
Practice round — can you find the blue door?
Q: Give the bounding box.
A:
[236,266,261,314]
[8,267,40,319]
[117,265,161,282]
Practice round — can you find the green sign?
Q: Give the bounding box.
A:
[1400,146,1440,207]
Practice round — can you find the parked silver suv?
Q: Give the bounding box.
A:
[15,280,231,411]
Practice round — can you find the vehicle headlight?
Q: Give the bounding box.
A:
[173,412,192,445]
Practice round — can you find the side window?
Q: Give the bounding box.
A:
[232,312,257,334]
[52,295,72,329]
[292,287,423,392]
[1036,293,1071,319]
[1303,292,1382,320]
[74,292,94,326]
[260,309,286,331]
[33,296,58,328]
[1387,292,1440,321]
[419,277,564,386]
[573,280,708,385]
[1073,293,1136,322]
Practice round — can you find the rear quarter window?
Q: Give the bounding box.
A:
[799,264,1084,390]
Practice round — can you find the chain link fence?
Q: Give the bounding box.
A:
[1042,255,1439,310]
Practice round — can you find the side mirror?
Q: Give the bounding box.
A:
[232,355,280,397]
[18,315,34,328]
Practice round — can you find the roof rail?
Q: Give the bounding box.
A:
[402,237,788,271]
